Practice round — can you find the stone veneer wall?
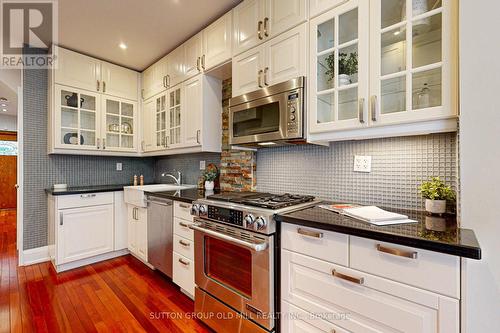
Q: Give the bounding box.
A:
[219,79,257,191]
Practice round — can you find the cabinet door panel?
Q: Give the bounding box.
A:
[310,0,348,18]
[141,98,155,152]
[183,76,202,146]
[265,0,307,38]
[203,11,233,70]
[58,205,113,264]
[185,33,203,79]
[266,23,307,86]
[101,62,139,100]
[232,46,265,97]
[233,0,264,55]
[101,97,137,152]
[167,46,186,88]
[173,252,195,296]
[127,206,138,255]
[136,207,148,262]
[54,47,100,92]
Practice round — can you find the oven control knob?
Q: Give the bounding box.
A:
[190,204,200,216]
[290,106,296,113]
[255,217,267,230]
[244,214,255,226]
[289,114,296,121]
[199,205,207,214]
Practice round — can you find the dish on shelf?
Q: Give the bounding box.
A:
[121,122,132,134]
[63,132,84,145]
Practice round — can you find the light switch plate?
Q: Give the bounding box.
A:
[116,162,122,171]
[200,160,206,170]
[354,155,371,173]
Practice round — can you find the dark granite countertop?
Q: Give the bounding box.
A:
[45,184,130,195]
[144,189,220,204]
[275,203,481,260]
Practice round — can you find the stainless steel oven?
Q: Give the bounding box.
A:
[229,77,305,146]
[191,219,274,333]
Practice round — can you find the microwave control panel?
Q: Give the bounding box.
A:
[286,90,301,136]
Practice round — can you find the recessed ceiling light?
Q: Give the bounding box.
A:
[1,104,6,107]
[1,108,7,112]
[119,42,127,50]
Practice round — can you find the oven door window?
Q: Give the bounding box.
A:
[204,236,252,298]
[232,102,280,138]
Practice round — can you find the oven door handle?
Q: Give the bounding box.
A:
[190,223,268,252]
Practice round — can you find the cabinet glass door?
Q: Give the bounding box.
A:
[168,87,182,147]
[309,0,369,133]
[103,97,136,151]
[57,86,99,149]
[371,0,452,125]
[155,94,168,149]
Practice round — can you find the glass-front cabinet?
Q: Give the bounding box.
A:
[55,85,99,149]
[309,0,457,136]
[102,97,137,151]
[153,85,183,150]
[310,0,370,133]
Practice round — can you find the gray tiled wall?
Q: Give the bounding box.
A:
[256,133,458,210]
[154,153,221,185]
[23,68,155,250]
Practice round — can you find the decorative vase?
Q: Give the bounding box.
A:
[338,74,351,86]
[425,199,446,214]
[205,181,214,191]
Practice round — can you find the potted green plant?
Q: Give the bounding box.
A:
[325,52,358,86]
[419,177,456,214]
[203,169,218,191]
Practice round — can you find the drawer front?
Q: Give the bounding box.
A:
[350,236,460,298]
[173,201,192,221]
[173,252,195,296]
[173,234,194,260]
[57,192,114,209]
[282,250,440,333]
[281,223,349,266]
[281,301,349,333]
[173,217,194,241]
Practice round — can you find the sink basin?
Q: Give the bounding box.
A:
[124,184,196,207]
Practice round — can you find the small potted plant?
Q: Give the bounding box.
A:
[419,177,456,214]
[325,52,358,86]
[203,169,218,191]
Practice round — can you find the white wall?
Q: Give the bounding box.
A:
[460,1,500,331]
[0,114,17,131]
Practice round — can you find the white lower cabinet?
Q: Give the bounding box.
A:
[127,205,148,262]
[173,252,195,296]
[172,201,195,298]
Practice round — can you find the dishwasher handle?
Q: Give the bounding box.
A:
[146,198,173,207]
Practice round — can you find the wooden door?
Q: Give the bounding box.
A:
[0,132,17,209]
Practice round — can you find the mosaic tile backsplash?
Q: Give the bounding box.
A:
[256,133,458,210]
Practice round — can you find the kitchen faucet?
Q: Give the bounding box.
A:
[161,171,182,186]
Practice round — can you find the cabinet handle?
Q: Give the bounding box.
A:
[297,228,323,238]
[358,97,365,123]
[263,17,269,37]
[201,54,206,70]
[103,81,106,93]
[166,75,170,88]
[141,89,144,100]
[141,140,145,151]
[178,258,190,266]
[179,240,190,247]
[257,20,263,40]
[165,136,169,148]
[196,57,201,71]
[179,203,190,209]
[196,130,200,144]
[59,213,64,226]
[371,95,379,122]
[376,244,418,259]
[179,222,190,228]
[264,67,269,86]
[258,69,263,88]
[80,194,96,198]
[97,138,100,149]
[163,76,167,88]
[102,138,106,150]
[332,269,364,285]
[97,80,100,91]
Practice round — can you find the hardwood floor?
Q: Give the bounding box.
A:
[0,209,212,333]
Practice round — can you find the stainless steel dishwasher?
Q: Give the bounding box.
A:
[146,195,173,278]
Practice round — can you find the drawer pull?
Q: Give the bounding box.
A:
[332,269,364,285]
[297,228,323,239]
[179,222,190,228]
[178,258,190,266]
[179,203,190,209]
[179,240,190,247]
[376,244,418,259]
[80,194,96,198]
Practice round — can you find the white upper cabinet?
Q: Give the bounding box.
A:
[183,75,203,146]
[184,32,203,79]
[54,47,101,92]
[101,61,139,100]
[232,22,307,97]
[142,56,168,100]
[166,45,186,88]
[233,0,307,56]
[203,11,233,70]
[101,96,138,152]
[309,0,370,133]
[310,0,348,18]
[141,97,156,152]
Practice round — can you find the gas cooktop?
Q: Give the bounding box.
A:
[207,191,316,210]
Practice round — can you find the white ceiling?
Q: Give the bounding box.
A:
[0,70,21,117]
[57,0,241,71]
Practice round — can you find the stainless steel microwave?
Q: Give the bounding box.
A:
[229,77,305,147]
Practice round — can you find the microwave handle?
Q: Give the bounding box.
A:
[190,223,268,252]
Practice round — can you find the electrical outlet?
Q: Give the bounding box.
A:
[116,162,122,171]
[200,160,206,170]
[353,155,371,173]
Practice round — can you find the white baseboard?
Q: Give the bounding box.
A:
[54,249,129,273]
[22,246,50,266]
